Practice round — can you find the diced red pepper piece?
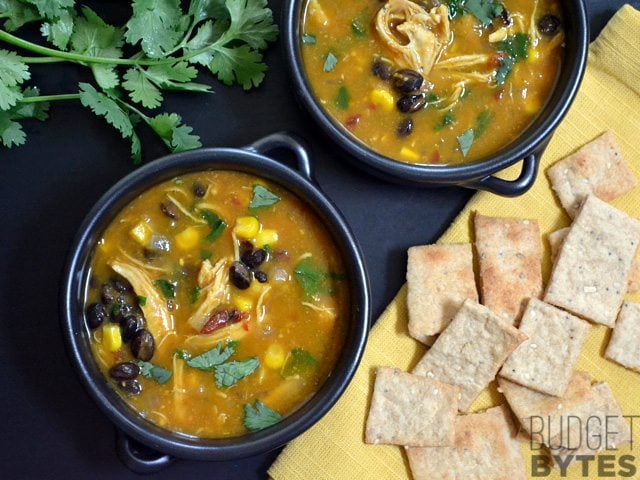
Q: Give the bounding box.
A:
[200,309,246,334]
[345,115,361,131]
[430,150,442,163]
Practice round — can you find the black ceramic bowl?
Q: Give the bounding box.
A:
[60,132,370,473]
[284,0,588,196]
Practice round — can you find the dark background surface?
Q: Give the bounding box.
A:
[0,1,634,478]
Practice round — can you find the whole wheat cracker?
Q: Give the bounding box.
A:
[406,244,478,342]
[548,228,640,294]
[474,214,542,324]
[364,367,459,447]
[500,298,590,397]
[547,131,637,218]
[550,382,631,467]
[605,301,640,372]
[412,299,527,411]
[498,371,593,449]
[406,405,526,480]
[544,195,640,327]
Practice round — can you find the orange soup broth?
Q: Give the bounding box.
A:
[302,0,564,164]
[87,171,349,438]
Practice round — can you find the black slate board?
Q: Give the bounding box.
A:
[0,1,635,478]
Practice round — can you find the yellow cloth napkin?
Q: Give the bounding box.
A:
[270,6,640,479]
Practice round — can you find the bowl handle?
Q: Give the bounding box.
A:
[464,140,549,196]
[246,132,314,182]
[116,429,174,474]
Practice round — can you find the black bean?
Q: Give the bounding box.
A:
[131,329,155,361]
[538,14,561,36]
[86,303,107,329]
[392,69,423,94]
[101,284,117,305]
[112,278,131,293]
[230,261,252,290]
[109,362,140,381]
[159,202,177,219]
[241,248,267,269]
[397,94,427,113]
[192,182,206,198]
[121,315,145,343]
[239,240,254,258]
[254,271,268,283]
[397,118,414,137]
[112,303,133,323]
[119,379,142,396]
[371,58,393,81]
[499,8,511,25]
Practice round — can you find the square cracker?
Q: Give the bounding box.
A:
[364,367,459,447]
[500,298,590,397]
[605,301,640,371]
[548,228,640,294]
[498,371,593,449]
[406,405,526,480]
[544,195,640,327]
[475,214,542,324]
[547,131,637,218]
[550,382,631,466]
[412,299,527,411]
[406,244,478,342]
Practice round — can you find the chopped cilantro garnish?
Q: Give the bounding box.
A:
[495,33,530,60]
[154,279,176,299]
[186,341,237,371]
[243,400,282,432]
[435,112,455,131]
[464,0,504,26]
[281,348,318,378]
[136,361,172,384]
[457,129,475,157]
[201,210,226,241]
[137,295,147,307]
[323,52,338,72]
[495,55,515,86]
[336,86,350,110]
[215,357,260,388]
[294,258,342,300]
[249,185,280,209]
[201,250,212,260]
[474,110,495,138]
[302,34,317,45]
[351,9,369,37]
[174,349,192,360]
[190,285,202,305]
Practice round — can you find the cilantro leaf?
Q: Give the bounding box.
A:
[351,8,369,38]
[200,210,226,241]
[78,82,135,139]
[40,11,73,50]
[123,68,162,108]
[174,349,192,360]
[137,295,147,307]
[281,348,318,378]
[495,55,515,85]
[249,184,280,209]
[302,34,316,45]
[209,44,267,89]
[464,0,504,27]
[243,400,281,431]
[0,49,30,109]
[147,112,202,152]
[23,0,74,20]
[0,112,25,147]
[10,87,49,121]
[445,0,465,19]
[495,33,530,60]
[336,86,350,110]
[435,111,455,131]
[125,0,186,58]
[294,258,341,300]
[136,360,173,384]
[190,285,202,304]
[323,52,338,72]
[224,0,278,50]
[214,356,260,387]
[0,0,41,31]
[457,128,475,157]
[153,278,177,299]
[474,110,494,138]
[186,341,237,371]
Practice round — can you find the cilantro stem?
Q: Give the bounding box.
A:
[0,29,212,66]
[19,94,80,103]
[20,56,65,64]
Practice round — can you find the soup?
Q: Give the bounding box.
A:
[84,171,349,438]
[301,0,564,164]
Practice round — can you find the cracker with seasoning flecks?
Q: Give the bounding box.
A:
[364,367,459,447]
[498,371,593,449]
[606,301,640,372]
[544,195,640,327]
[547,227,640,294]
[500,298,590,397]
[550,382,631,466]
[406,405,527,480]
[547,131,637,218]
[406,243,478,343]
[412,299,527,412]
[474,214,542,324]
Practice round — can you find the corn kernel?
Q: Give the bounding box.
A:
[528,47,540,63]
[369,89,395,111]
[103,324,122,352]
[234,216,260,239]
[232,295,253,312]
[399,146,420,162]
[129,222,151,246]
[525,97,542,115]
[175,226,201,250]
[254,229,278,248]
[264,344,286,370]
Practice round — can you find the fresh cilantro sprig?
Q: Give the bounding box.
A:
[0,0,279,160]
[494,33,530,86]
[243,400,281,432]
[136,360,173,384]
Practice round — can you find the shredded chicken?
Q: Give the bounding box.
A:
[489,27,509,43]
[375,1,450,74]
[187,258,230,331]
[434,54,492,70]
[109,260,174,340]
